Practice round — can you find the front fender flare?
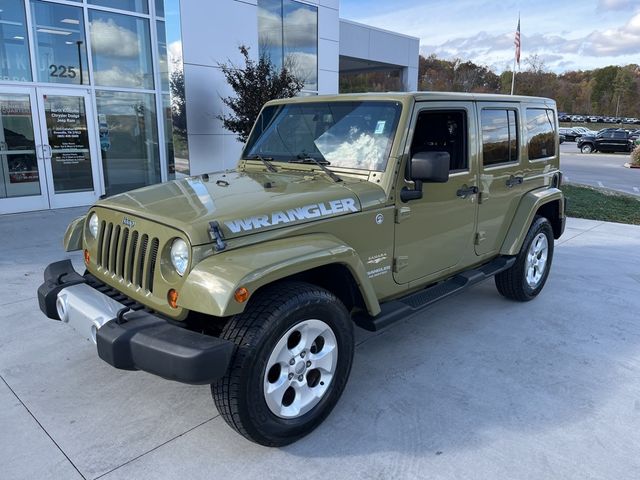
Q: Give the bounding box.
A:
[63,216,85,252]
[179,234,380,318]
[500,187,564,255]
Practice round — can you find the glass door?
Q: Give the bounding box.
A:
[0,86,49,214]
[36,88,101,209]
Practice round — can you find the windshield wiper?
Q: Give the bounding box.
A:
[247,154,277,173]
[289,154,342,183]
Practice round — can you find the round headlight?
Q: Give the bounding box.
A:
[88,213,99,238]
[170,239,189,276]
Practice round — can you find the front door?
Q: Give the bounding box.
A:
[0,86,101,213]
[393,102,479,285]
[36,88,101,209]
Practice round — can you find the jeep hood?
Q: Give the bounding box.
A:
[96,169,385,245]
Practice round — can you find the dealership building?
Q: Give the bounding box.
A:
[0,0,419,214]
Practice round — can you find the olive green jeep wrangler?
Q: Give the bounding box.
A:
[38,92,565,446]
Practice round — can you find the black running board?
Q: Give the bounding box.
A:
[353,256,516,332]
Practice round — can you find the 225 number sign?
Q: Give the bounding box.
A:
[49,65,77,79]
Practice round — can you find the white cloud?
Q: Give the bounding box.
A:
[583,12,640,56]
[285,51,317,88]
[93,66,145,88]
[258,5,317,47]
[90,18,140,58]
[597,0,635,10]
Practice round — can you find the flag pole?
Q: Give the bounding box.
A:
[511,13,520,95]
[510,56,516,95]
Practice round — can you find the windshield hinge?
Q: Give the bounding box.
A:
[209,221,227,252]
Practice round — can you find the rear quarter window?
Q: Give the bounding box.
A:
[527,108,556,160]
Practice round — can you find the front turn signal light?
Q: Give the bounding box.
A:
[234,287,250,303]
[167,289,179,309]
[84,249,90,264]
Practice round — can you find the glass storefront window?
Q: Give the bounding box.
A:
[283,0,317,91]
[89,10,154,89]
[95,90,160,196]
[88,0,149,14]
[0,94,40,198]
[30,1,89,85]
[155,0,165,17]
[0,0,32,82]
[258,0,283,71]
[258,0,318,91]
[156,20,169,91]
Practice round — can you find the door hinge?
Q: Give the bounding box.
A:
[474,232,486,245]
[393,256,409,273]
[395,206,411,223]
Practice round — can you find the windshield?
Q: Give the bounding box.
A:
[243,101,402,171]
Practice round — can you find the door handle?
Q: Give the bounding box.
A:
[456,185,478,198]
[506,175,524,188]
[43,144,52,159]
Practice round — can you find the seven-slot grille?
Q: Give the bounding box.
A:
[96,221,160,293]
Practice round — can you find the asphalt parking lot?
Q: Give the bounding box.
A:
[560,143,640,196]
[2,207,640,480]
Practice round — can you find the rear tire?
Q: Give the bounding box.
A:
[212,281,354,446]
[495,216,554,302]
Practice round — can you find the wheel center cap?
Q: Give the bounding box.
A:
[294,361,306,374]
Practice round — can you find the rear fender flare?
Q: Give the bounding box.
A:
[500,188,565,255]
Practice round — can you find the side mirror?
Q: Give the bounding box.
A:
[409,151,450,183]
[401,151,450,202]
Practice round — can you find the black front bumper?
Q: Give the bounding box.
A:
[38,260,234,385]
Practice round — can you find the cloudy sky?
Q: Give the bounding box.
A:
[340,0,640,73]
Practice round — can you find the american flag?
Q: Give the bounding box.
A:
[514,17,521,65]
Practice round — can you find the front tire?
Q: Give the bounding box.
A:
[495,216,554,301]
[581,144,593,153]
[212,281,354,446]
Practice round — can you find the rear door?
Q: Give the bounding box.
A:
[475,102,526,256]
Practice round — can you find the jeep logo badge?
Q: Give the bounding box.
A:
[122,217,135,228]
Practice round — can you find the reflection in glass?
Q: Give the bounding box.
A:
[0,0,32,82]
[44,95,94,192]
[527,108,556,160]
[31,1,89,85]
[0,94,40,198]
[258,0,283,70]
[88,0,148,14]
[162,94,174,180]
[89,10,153,89]
[258,0,318,91]
[156,20,169,92]
[96,91,161,196]
[244,101,402,171]
[481,109,518,166]
[163,0,188,176]
[283,0,317,91]
[155,0,165,17]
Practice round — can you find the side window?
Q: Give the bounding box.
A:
[409,110,468,172]
[526,108,556,160]
[481,109,518,166]
[613,131,626,140]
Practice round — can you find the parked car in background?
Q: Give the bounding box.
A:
[558,113,571,122]
[577,130,635,154]
[559,127,582,142]
[572,126,598,136]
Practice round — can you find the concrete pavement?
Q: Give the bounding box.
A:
[560,143,640,196]
[2,208,640,480]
